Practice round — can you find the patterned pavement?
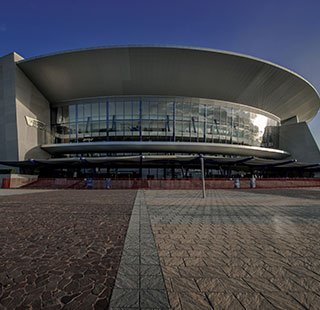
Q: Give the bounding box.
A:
[0,190,136,309]
[1,188,320,309]
[147,188,320,309]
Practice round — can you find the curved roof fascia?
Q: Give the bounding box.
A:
[17,45,320,122]
[41,141,290,160]
[17,44,319,92]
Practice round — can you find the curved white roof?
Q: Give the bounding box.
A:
[17,45,320,122]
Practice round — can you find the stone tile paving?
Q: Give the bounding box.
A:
[109,190,169,309]
[146,188,320,309]
[0,190,136,309]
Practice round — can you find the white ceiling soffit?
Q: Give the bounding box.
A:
[17,46,320,122]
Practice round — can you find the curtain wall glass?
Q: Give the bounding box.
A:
[51,96,280,148]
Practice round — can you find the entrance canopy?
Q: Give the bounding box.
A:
[1,155,319,170]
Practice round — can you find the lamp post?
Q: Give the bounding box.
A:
[200,154,206,198]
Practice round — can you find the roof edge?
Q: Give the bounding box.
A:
[16,44,320,101]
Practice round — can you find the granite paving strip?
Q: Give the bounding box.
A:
[109,190,170,309]
[0,190,136,309]
[147,188,320,309]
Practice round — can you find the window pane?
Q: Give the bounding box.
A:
[100,101,106,121]
[92,102,99,121]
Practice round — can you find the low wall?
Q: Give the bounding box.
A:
[110,178,320,189]
[0,174,38,188]
[254,178,320,189]
[24,177,320,190]
[24,178,81,189]
[74,178,320,190]
[109,179,235,189]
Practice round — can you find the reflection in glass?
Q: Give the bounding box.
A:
[51,96,280,148]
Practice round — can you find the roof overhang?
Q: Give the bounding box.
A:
[40,141,290,159]
[17,46,320,122]
[1,155,319,170]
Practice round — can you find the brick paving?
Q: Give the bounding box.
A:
[147,188,320,309]
[0,190,136,309]
[1,188,320,309]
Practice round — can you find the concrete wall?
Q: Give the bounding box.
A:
[15,65,51,160]
[0,174,38,188]
[0,53,19,161]
[279,122,320,163]
[0,52,50,162]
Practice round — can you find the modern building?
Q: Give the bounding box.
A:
[0,46,320,178]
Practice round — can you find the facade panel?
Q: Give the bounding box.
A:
[0,53,19,162]
[15,66,51,160]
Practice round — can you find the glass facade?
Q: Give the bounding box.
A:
[51,96,280,149]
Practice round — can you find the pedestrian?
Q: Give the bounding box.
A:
[86,177,93,189]
[250,175,256,188]
[234,176,240,189]
[105,177,112,189]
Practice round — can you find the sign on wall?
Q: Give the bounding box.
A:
[25,116,46,131]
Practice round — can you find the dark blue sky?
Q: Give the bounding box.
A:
[1,0,319,143]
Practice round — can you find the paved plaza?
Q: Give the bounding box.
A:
[149,189,320,309]
[0,190,136,309]
[1,188,320,309]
